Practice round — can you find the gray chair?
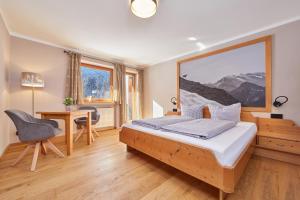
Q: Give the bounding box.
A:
[74,106,100,142]
[5,110,64,171]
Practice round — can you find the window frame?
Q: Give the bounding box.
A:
[80,62,114,104]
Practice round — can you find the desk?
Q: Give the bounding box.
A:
[36,110,92,156]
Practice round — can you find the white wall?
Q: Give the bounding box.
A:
[9,37,69,143]
[0,13,10,155]
[144,20,300,125]
[144,60,177,118]
[8,38,117,143]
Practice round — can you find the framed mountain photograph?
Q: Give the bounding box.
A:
[177,36,272,112]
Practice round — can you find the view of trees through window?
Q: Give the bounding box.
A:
[80,64,112,101]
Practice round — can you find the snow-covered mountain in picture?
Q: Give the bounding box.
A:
[180,72,265,107]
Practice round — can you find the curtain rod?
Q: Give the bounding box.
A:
[63,50,143,69]
[63,50,116,65]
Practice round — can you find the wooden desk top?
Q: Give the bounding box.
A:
[36,110,93,118]
[37,110,92,114]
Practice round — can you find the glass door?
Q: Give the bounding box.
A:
[125,73,136,122]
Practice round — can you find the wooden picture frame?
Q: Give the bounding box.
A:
[177,36,272,112]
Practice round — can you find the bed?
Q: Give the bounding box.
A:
[119,107,257,200]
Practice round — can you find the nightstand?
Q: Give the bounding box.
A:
[255,118,300,165]
[165,111,180,116]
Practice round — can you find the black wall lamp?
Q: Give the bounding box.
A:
[273,96,288,107]
[271,96,288,119]
[170,97,177,112]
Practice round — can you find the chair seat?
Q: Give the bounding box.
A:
[54,128,62,136]
[74,117,98,125]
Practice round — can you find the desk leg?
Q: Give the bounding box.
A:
[64,133,67,144]
[65,116,73,155]
[65,132,68,144]
[87,112,92,145]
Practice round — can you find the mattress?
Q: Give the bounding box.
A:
[123,122,257,168]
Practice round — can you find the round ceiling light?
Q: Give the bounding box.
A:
[131,0,158,18]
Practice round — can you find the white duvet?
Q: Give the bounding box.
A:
[132,115,192,130]
[161,119,237,139]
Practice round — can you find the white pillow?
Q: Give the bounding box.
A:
[208,103,241,123]
[181,104,205,119]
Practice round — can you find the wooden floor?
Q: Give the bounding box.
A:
[0,129,299,200]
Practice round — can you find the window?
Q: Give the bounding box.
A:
[80,63,113,103]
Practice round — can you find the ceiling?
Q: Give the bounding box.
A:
[0,0,300,67]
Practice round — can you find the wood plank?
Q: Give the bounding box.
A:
[165,111,180,116]
[46,140,65,158]
[36,110,91,116]
[258,136,300,154]
[0,129,299,200]
[65,115,73,155]
[258,117,295,127]
[257,130,300,141]
[40,142,47,155]
[119,108,257,195]
[11,145,32,166]
[120,127,255,194]
[254,147,300,165]
[219,190,226,200]
[86,112,92,145]
[223,139,256,192]
[30,143,40,171]
[120,127,226,191]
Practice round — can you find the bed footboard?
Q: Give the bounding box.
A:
[120,127,254,194]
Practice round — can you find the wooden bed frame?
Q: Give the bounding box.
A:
[119,107,257,200]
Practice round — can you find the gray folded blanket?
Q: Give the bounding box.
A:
[132,116,193,130]
[161,119,237,139]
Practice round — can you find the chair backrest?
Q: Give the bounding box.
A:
[78,106,100,122]
[4,110,35,132]
[5,109,57,142]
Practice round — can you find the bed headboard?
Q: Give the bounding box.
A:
[202,107,257,124]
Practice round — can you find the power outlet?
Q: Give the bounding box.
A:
[270,113,283,119]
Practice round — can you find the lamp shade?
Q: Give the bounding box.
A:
[21,72,44,88]
[131,0,158,18]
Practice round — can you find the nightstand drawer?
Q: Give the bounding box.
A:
[258,137,300,155]
[165,111,180,116]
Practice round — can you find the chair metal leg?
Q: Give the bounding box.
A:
[74,128,84,142]
[11,144,32,166]
[31,143,40,171]
[46,140,65,158]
